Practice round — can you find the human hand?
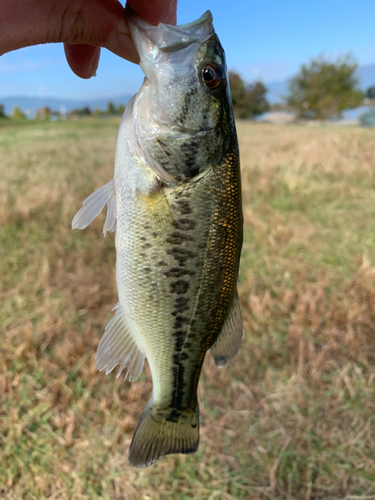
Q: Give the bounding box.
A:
[0,0,177,79]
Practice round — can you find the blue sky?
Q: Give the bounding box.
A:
[1,0,375,99]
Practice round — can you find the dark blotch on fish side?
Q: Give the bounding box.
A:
[175,297,189,306]
[172,219,197,231]
[174,315,189,329]
[164,267,194,278]
[167,247,196,266]
[171,349,187,403]
[174,296,190,313]
[175,200,192,215]
[170,280,189,294]
[171,330,186,350]
[141,243,152,249]
[166,232,194,245]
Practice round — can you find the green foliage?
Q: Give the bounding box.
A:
[71,106,92,116]
[35,107,52,120]
[107,101,116,115]
[229,72,269,118]
[0,103,7,118]
[117,104,126,115]
[11,106,26,120]
[287,55,364,119]
[101,102,126,116]
[367,85,375,99]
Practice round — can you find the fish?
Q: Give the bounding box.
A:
[72,9,243,468]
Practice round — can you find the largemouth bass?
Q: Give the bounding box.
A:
[72,9,243,468]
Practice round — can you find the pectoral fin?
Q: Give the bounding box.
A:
[210,290,243,367]
[72,179,116,236]
[96,303,145,381]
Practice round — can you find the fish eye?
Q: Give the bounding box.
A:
[201,63,224,90]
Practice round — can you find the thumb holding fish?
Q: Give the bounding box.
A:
[0,0,177,78]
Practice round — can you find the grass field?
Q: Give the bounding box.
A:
[1,117,375,499]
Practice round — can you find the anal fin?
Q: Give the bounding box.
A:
[96,303,145,381]
[210,290,243,367]
[72,179,116,236]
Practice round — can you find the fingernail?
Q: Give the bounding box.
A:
[91,47,101,77]
[105,32,139,64]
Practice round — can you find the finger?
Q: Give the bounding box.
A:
[127,0,178,25]
[0,0,177,76]
[0,0,130,55]
[61,1,179,78]
[95,1,178,69]
[104,30,139,64]
[64,44,101,79]
[105,0,178,62]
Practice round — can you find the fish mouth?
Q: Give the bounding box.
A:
[128,9,214,56]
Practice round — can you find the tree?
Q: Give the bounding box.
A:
[71,106,92,116]
[107,101,116,115]
[117,104,126,115]
[229,72,269,118]
[287,55,364,120]
[35,106,51,120]
[11,106,26,120]
[0,104,7,118]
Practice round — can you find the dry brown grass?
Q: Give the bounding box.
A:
[1,119,375,499]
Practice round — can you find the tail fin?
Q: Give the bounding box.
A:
[128,403,199,468]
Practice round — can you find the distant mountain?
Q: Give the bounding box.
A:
[265,63,375,104]
[1,64,375,112]
[0,94,132,117]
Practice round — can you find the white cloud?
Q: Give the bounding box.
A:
[0,54,64,73]
[0,82,30,93]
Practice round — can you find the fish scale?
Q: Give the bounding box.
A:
[72,9,243,468]
[117,179,213,408]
